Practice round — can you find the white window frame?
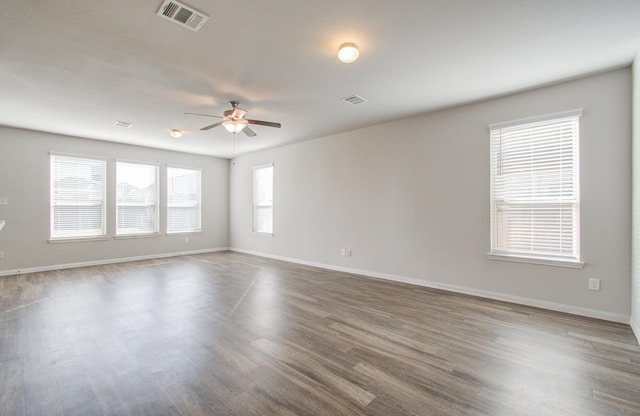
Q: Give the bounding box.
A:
[49,153,107,242]
[488,110,584,268]
[253,163,274,235]
[167,165,202,234]
[115,160,159,237]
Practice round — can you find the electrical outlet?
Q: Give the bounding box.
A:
[0,251,4,259]
[0,197,7,206]
[341,248,346,256]
[184,237,189,243]
[588,278,600,291]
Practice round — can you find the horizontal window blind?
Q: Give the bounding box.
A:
[116,162,158,235]
[253,164,273,234]
[490,111,580,262]
[50,154,106,239]
[167,167,201,233]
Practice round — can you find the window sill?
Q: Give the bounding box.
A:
[114,232,161,240]
[48,235,110,244]
[487,253,584,269]
[166,230,202,236]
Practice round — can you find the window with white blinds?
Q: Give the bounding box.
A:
[167,167,201,233]
[50,154,106,240]
[253,164,273,234]
[116,161,158,236]
[489,110,582,265]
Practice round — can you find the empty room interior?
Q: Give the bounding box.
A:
[2,1,640,415]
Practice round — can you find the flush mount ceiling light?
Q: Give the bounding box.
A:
[338,42,359,63]
[169,129,183,138]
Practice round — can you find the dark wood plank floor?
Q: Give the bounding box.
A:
[1,251,639,415]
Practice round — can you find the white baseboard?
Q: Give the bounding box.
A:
[231,247,630,324]
[0,247,230,277]
[631,316,640,345]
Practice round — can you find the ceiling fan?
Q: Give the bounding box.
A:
[185,101,281,137]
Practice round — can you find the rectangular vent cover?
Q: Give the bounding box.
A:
[157,0,209,32]
[114,120,133,128]
[341,94,368,105]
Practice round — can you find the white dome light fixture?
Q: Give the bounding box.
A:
[223,120,247,134]
[170,129,183,138]
[338,42,359,63]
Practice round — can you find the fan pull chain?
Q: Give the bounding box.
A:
[232,132,236,165]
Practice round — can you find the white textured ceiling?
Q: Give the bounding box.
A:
[1,0,639,158]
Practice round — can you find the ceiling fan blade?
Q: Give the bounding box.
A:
[201,122,224,130]
[185,112,223,119]
[246,119,281,128]
[243,126,257,137]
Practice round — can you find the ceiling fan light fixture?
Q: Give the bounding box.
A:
[169,129,183,138]
[186,101,280,136]
[338,42,359,63]
[223,120,246,134]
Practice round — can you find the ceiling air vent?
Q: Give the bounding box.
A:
[114,120,133,128]
[341,94,368,105]
[157,0,209,32]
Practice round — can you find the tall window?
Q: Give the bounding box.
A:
[116,161,158,236]
[50,154,106,240]
[253,164,273,234]
[489,110,581,266]
[167,167,201,233]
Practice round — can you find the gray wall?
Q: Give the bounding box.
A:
[632,55,640,339]
[0,126,229,273]
[230,68,632,322]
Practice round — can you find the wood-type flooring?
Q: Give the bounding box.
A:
[1,251,639,415]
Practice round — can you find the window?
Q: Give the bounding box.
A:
[489,110,582,267]
[116,161,158,236]
[50,154,106,240]
[167,167,201,233]
[253,164,273,234]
